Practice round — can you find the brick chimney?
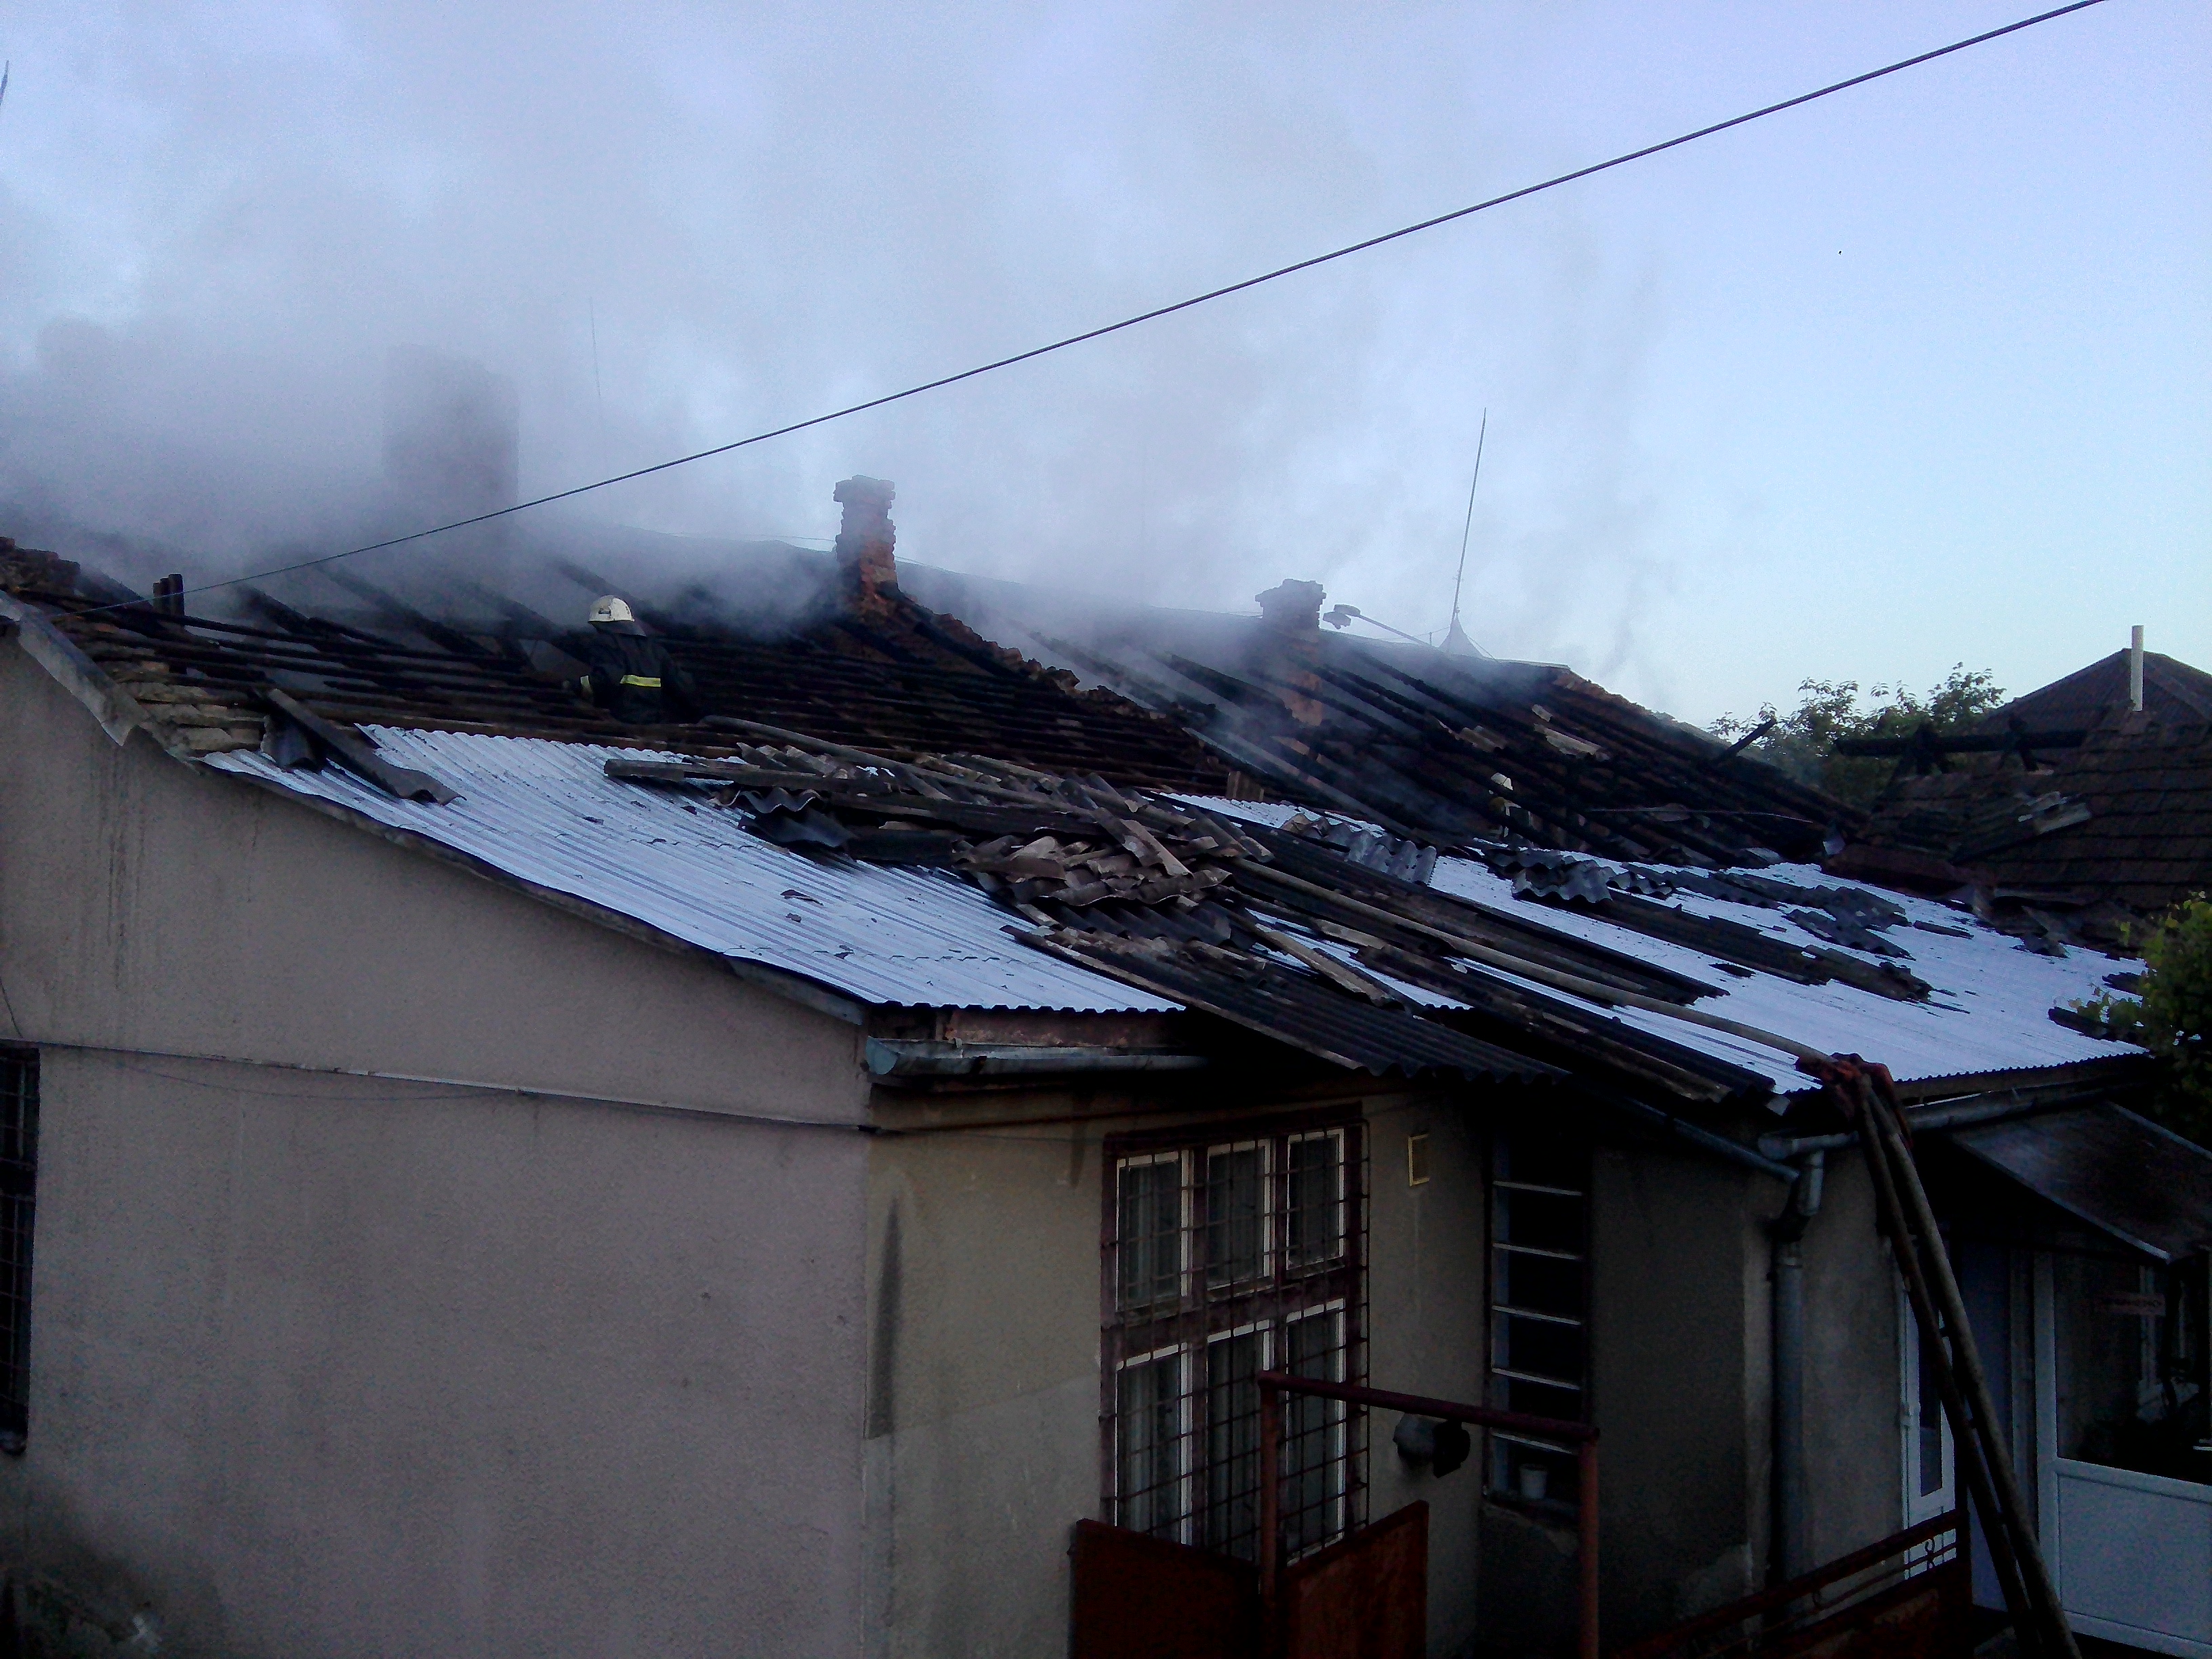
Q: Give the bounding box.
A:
[1255,579,1326,634]
[833,476,898,615]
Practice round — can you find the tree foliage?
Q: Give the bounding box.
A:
[1709,665,2008,808]
[2076,898,2212,1149]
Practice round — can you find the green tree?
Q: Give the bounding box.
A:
[1710,665,2007,808]
[2068,898,2212,1149]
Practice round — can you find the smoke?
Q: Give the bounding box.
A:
[6,3,2193,715]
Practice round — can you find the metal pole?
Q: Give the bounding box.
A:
[1771,1228,1807,1578]
[1578,1439,1601,1659]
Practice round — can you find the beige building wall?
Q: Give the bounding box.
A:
[1365,1091,1493,1656]
[861,1084,1498,1659]
[0,644,875,1656]
[1583,1140,1771,1647]
[1799,1155,1906,1561]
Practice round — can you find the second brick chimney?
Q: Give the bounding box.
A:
[833,476,899,616]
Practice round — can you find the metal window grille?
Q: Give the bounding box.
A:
[0,1050,37,1454]
[1488,1130,1587,1508]
[1103,1113,1366,1564]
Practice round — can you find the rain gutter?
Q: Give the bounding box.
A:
[864,1038,1208,1080]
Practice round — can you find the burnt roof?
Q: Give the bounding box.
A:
[901,565,1849,868]
[0,538,1231,792]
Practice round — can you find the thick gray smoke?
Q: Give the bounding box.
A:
[2,3,2200,716]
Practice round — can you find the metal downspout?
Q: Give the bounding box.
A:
[1770,1151,1825,1583]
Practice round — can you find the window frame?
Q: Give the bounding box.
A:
[1101,1108,1367,1564]
[1486,1130,1591,1513]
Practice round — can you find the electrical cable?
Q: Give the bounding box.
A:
[79,0,2112,615]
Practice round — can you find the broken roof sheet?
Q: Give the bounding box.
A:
[1178,798,2146,1094]
[192,717,2143,1094]
[207,727,1179,1015]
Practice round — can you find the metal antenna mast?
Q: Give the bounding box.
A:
[1445,411,1487,656]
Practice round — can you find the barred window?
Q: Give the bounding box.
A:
[1103,1114,1366,1563]
[1488,1130,1587,1509]
[0,1049,37,1455]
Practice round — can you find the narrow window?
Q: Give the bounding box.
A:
[1118,1154,1185,1313]
[1916,1324,1946,1497]
[1488,1131,1587,1508]
[1282,1304,1349,1553]
[1202,1143,1268,1290]
[1115,1349,1188,1538]
[1285,1129,1346,1269]
[0,1049,37,1455]
[1202,1327,1266,1556]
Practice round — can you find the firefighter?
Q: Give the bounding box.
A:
[574,596,702,725]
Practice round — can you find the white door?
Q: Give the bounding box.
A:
[2036,1253,2212,1659]
[1901,1292,1957,1528]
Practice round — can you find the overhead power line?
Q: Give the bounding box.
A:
[110,0,2111,611]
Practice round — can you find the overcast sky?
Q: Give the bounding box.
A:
[1,1,2205,724]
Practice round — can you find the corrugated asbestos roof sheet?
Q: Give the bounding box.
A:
[207,728,1176,1014]
[1427,852,2140,1090]
[1178,798,2146,1094]
[192,717,2146,1090]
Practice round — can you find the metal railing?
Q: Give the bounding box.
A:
[1607,1508,1963,1659]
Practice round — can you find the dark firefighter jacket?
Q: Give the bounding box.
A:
[577,624,702,725]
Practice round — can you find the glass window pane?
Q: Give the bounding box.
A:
[1118,1354,1185,1538]
[1204,1331,1265,1559]
[1496,1311,1583,1389]
[1284,1312,1344,1554]
[1498,1189,1582,1255]
[1500,1251,1582,1317]
[1916,1324,1946,1497]
[1204,1145,1266,1289]
[1285,1133,1343,1269]
[1118,1160,1183,1311]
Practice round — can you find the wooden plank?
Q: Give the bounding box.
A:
[1281,1501,1428,1659]
[1069,1520,1258,1659]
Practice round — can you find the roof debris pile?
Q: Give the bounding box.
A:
[593,725,2127,1103]
[1481,846,1933,1000]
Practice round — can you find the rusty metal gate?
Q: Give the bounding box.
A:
[1069,1505,1425,1659]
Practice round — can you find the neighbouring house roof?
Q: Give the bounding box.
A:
[1835,718,2212,920]
[899,564,1849,869]
[1982,648,2212,734]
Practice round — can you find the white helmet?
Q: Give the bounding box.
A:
[588,595,636,626]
